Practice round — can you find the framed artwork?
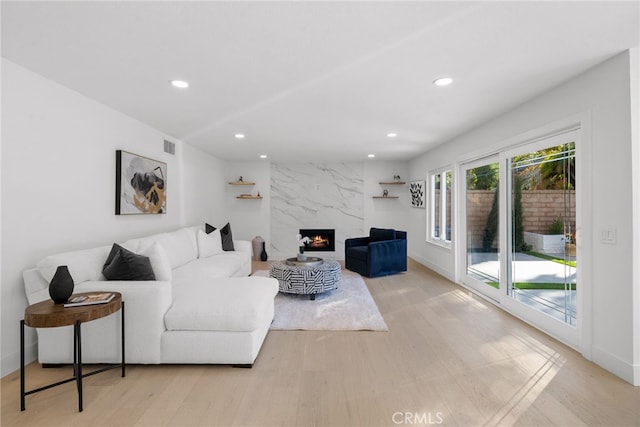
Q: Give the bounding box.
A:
[116,150,167,215]
[409,180,425,208]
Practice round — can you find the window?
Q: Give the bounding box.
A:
[429,169,452,245]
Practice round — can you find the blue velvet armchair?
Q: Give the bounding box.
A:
[345,228,407,278]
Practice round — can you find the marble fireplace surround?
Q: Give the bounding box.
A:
[270,163,364,260]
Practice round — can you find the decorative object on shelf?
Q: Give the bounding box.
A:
[394,175,401,182]
[238,176,244,183]
[409,180,425,208]
[260,242,268,261]
[49,265,75,304]
[383,189,389,197]
[257,192,261,197]
[116,150,167,215]
[252,236,265,261]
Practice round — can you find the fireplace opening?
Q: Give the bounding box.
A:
[299,229,335,252]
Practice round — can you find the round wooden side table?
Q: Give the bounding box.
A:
[20,292,125,412]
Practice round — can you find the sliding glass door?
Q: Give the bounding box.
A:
[505,132,577,327]
[459,130,579,343]
[462,156,501,300]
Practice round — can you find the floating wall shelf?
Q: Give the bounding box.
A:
[378,181,406,185]
[372,196,399,199]
[236,195,263,199]
[228,181,255,185]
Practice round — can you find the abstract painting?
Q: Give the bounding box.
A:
[116,150,167,214]
[409,180,425,208]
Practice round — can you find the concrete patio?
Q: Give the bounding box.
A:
[468,251,577,325]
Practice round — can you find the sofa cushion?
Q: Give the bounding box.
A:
[197,229,224,258]
[137,228,198,269]
[346,245,368,261]
[171,251,250,285]
[165,277,278,332]
[103,244,156,281]
[370,228,396,242]
[139,242,172,281]
[37,245,111,284]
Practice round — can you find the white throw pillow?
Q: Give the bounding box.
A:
[138,242,172,281]
[197,229,224,258]
[36,245,111,284]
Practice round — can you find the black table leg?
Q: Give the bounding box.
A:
[20,320,25,411]
[75,321,83,412]
[121,301,125,377]
[73,321,77,377]
[20,298,124,413]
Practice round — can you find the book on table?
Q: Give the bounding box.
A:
[64,292,115,308]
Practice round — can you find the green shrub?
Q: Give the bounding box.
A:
[548,217,564,234]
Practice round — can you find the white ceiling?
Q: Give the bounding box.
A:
[2,1,639,162]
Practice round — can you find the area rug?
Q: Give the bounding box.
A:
[253,269,388,331]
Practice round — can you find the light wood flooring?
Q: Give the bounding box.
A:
[3,259,639,426]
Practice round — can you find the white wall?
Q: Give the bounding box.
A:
[0,60,222,376]
[363,160,410,233]
[629,46,640,386]
[222,161,272,248]
[409,51,637,384]
[182,143,227,228]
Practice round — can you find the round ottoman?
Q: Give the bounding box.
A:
[270,259,341,300]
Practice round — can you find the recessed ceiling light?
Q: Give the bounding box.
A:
[367,154,375,158]
[259,154,268,159]
[234,134,245,139]
[170,80,189,89]
[433,77,453,87]
[387,133,397,138]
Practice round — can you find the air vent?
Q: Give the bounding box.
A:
[164,140,175,155]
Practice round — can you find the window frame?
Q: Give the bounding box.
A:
[428,167,453,247]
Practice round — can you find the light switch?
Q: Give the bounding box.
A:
[600,228,617,245]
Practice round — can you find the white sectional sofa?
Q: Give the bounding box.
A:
[22,225,279,367]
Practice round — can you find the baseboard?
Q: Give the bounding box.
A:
[408,255,455,282]
[591,345,638,386]
[1,341,37,378]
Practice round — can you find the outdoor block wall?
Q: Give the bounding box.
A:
[466,190,576,249]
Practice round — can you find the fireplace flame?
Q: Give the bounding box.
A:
[309,235,330,248]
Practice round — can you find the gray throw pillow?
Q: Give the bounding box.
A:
[205,222,234,251]
[220,222,235,251]
[103,243,156,281]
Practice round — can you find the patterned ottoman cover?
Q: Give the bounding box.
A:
[270,259,341,300]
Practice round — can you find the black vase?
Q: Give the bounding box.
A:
[260,242,268,261]
[49,265,74,304]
